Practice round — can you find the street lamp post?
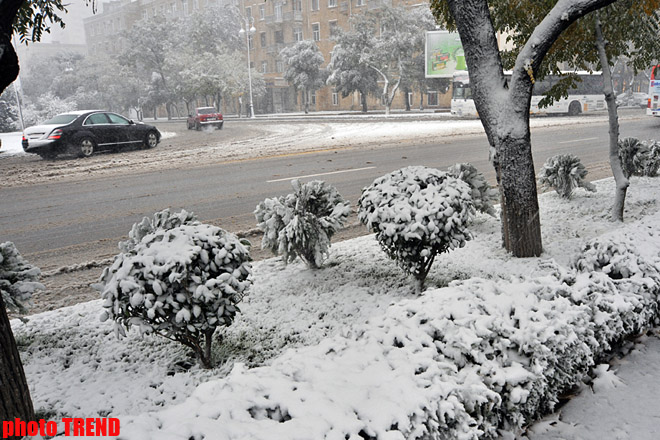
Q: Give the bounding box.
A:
[239,17,256,119]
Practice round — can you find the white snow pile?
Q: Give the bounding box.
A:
[11,177,660,439]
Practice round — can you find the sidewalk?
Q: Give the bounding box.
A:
[522,332,660,440]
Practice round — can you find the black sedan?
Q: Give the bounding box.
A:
[22,110,161,159]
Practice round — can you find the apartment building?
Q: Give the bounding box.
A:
[243,0,450,113]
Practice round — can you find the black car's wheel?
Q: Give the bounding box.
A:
[78,137,95,157]
[568,101,582,116]
[217,122,224,130]
[144,131,159,149]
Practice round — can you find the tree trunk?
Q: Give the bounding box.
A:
[404,86,411,111]
[595,15,628,222]
[0,295,35,435]
[360,91,368,113]
[304,89,309,114]
[419,91,424,110]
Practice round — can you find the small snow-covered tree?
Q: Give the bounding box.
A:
[280,41,328,114]
[0,242,43,315]
[255,180,351,269]
[98,209,252,369]
[537,154,596,199]
[358,166,474,294]
[641,140,660,177]
[618,137,660,178]
[448,163,499,216]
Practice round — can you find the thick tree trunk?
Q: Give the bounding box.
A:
[304,89,309,114]
[595,16,628,222]
[419,91,424,110]
[0,295,35,434]
[404,87,411,111]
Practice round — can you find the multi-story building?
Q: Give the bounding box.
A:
[83,0,450,113]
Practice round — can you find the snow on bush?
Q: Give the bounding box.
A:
[254,179,351,269]
[617,137,660,178]
[97,209,253,368]
[447,163,499,216]
[358,166,474,293]
[537,154,596,199]
[0,242,43,314]
[120,212,660,440]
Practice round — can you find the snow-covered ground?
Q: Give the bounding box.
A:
[10,175,660,439]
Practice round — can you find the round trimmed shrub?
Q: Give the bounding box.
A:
[358,166,474,294]
[537,154,596,199]
[98,209,252,369]
[447,162,498,216]
[255,179,351,269]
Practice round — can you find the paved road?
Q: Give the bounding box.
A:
[1,114,659,270]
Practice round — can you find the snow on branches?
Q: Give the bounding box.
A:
[0,242,43,314]
[618,137,660,178]
[255,180,351,269]
[97,209,252,368]
[358,166,474,294]
[537,154,596,199]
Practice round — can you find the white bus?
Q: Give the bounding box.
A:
[451,71,605,117]
[646,64,660,116]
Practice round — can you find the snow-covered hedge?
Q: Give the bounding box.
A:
[254,179,351,269]
[537,154,596,199]
[120,212,660,439]
[358,166,474,293]
[0,242,43,314]
[618,137,660,178]
[447,163,498,216]
[98,209,252,368]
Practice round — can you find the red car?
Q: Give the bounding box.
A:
[187,107,224,130]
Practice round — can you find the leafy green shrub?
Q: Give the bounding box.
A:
[358,166,474,294]
[447,162,498,216]
[537,154,596,198]
[254,179,351,269]
[0,242,43,314]
[98,209,252,369]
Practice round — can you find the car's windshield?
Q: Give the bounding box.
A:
[42,114,79,125]
[197,107,216,115]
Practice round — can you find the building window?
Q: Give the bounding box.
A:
[171,2,177,13]
[262,61,268,73]
[311,0,319,11]
[312,23,320,41]
[248,34,254,49]
[294,28,303,41]
[260,32,267,47]
[275,3,282,19]
[428,91,439,106]
[328,0,337,7]
[142,10,147,19]
[246,6,252,17]
[311,91,317,105]
[182,0,188,14]
[332,92,338,106]
[407,92,413,107]
[329,20,338,37]
[294,0,302,11]
[276,60,284,73]
[356,0,364,5]
[250,61,254,69]
[259,4,265,20]
[275,30,284,44]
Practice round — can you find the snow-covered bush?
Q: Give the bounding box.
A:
[358,166,474,293]
[447,162,498,216]
[537,154,596,198]
[254,179,351,269]
[0,242,43,314]
[639,140,660,177]
[618,137,648,178]
[98,209,252,368]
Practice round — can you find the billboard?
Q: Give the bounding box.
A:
[425,31,466,78]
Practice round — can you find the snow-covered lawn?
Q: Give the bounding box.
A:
[11,176,660,439]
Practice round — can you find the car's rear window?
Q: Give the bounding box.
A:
[197,107,216,114]
[43,114,78,125]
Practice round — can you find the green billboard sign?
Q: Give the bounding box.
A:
[425,31,466,78]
